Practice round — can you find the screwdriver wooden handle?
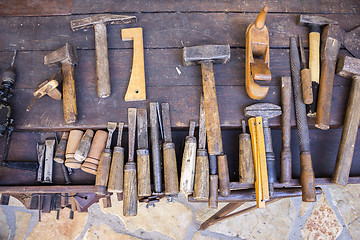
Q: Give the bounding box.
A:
[74,129,94,162]
[54,132,69,163]
[300,152,316,202]
[137,149,151,197]
[95,149,112,195]
[108,146,125,193]
[301,69,313,104]
[180,135,197,194]
[239,132,255,184]
[65,130,83,169]
[218,155,230,197]
[193,149,209,200]
[62,62,77,123]
[163,142,179,195]
[123,162,137,216]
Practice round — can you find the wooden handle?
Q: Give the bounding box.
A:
[65,130,83,169]
[163,142,179,195]
[209,175,218,208]
[255,6,268,29]
[301,69,313,104]
[122,27,146,101]
[94,23,111,98]
[217,154,230,197]
[95,149,112,195]
[281,76,292,183]
[300,152,316,202]
[62,62,77,124]
[108,146,125,193]
[74,129,94,162]
[180,136,197,194]
[81,130,108,175]
[136,149,151,197]
[193,149,209,200]
[333,77,360,185]
[239,133,255,184]
[123,162,138,216]
[54,132,69,163]
[201,61,223,155]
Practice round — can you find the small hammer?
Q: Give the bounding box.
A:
[71,14,136,99]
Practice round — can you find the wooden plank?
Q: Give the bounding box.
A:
[0,0,72,16]
[0,13,358,51]
[72,0,360,14]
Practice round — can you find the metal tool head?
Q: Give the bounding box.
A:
[244,103,282,119]
[336,56,360,79]
[106,122,117,149]
[44,43,78,66]
[322,24,345,43]
[182,45,230,66]
[344,26,360,59]
[117,122,124,147]
[299,15,337,26]
[71,14,137,31]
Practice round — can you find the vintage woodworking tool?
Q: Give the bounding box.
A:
[54,132,69,163]
[289,36,316,202]
[108,123,125,193]
[71,14,136,98]
[316,24,345,130]
[333,56,360,186]
[245,6,271,100]
[344,26,360,59]
[298,36,313,105]
[248,116,269,208]
[298,15,337,117]
[123,108,138,216]
[280,77,292,184]
[81,130,108,174]
[149,102,162,194]
[193,95,209,200]
[65,130,84,169]
[161,103,179,195]
[74,129,94,162]
[43,138,55,183]
[137,109,151,197]
[239,120,254,184]
[44,43,78,124]
[95,122,117,195]
[26,70,62,111]
[36,143,45,182]
[208,155,218,208]
[182,44,230,197]
[122,27,146,101]
[244,103,281,196]
[61,163,71,185]
[180,121,197,194]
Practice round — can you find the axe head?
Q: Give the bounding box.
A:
[244,103,282,119]
[44,43,78,67]
[182,45,230,66]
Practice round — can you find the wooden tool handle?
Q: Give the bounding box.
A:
[54,132,69,163]
[180,136,197,194]
[333,77,360,185]
[94,23,111,98]
[62,62,77,124]
[300,152,316,202]
[136,149,151,197]
[239,133,255,184]
[65,130,83,169]
[193,149,209,200]
[108,146,125,193]
[255,6,268,30]
[201,61,223,155]
[74,129,94,162]
[163,142,179,195]
[218,155,230,197]
[281,76,292,183]
[301,69,313,105]
[95,149,112,195]
[123,162,138,216]
[209,175,218,208]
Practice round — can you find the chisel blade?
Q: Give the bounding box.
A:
[137,109,148,149]
[198,94,207,150]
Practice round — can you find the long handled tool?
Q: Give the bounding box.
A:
[108,123,125,193]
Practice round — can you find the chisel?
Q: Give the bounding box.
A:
[65,130,84,169]
[239,120,254,184]
[74,129,94,162]
[43,138,55,183]
[36,142,45,182]
[108,123,125,193]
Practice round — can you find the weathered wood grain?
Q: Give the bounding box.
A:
[0,0,72,16]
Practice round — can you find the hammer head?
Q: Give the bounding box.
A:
[71,14,136,31]
[336,56,360,79]
[182,45,230,66]
[299,15,337,27]
[44,43,78,67]
[244,103,282,119]
[322,24,345,43]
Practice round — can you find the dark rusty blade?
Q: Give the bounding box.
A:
[161,103,172,143]
[198,94,207,149]
[128,108,137,162]
[244,103,282,119]
[137,109,148,149]
[117,122,124,147]
[299,15,337,26]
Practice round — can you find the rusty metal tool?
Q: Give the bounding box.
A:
[316,24,345,130]
[108,122,125,193]
[298,36,313,105]
[36,142,45,182]
[43,138,55,183]
[239,120,254,184]
[298,15,338,117]
[71,14,136,99]
[44,43,78,124]
[280,77,292,184]
[333,56,360,186]
[54,132,69,163]
[344,26,360,59]
[123,108,138,216]
[161,103,179,195]
[289,36,316,202]
[245,6,271,100]
[183,44,230,197]
[244,103,282,196]
[193,95,209,200]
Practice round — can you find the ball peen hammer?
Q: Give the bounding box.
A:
[71,14,136,99]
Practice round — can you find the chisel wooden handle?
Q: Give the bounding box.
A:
[95,149,112,195]
[239,131,255,184]
[180,134,197,194]
[218,155,230,197]
[137,149,151,197]
[123,162,137,216]
[193,149,209,200]
[54,132,69,164]
[163,142,179,195]
[74,129,94,162]
[300,152,316,201]
[108,146,125,193]
[65,130,83,169]
[62,62,77,123]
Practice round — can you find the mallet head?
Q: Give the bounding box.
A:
[44,43,78,67]
[322,24,345,43]
[182,44,230,66]
[244,103,282,119]
[336,56,360,79]
[299,15,337,27]
[71,14,137,31]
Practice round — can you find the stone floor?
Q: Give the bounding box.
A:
[0,184,359,240]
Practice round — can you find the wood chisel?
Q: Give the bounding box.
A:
[43,138,55,183]
[65,130,84,169]
[108,123,125,193]
[36,142,45,182]
[239,120,254,184]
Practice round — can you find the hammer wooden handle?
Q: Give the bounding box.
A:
[301,69,313,104]
[307,31,320,117]
[62,62,77,124]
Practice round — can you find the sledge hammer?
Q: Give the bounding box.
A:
[183,45,230,197]
[71,14,136,98]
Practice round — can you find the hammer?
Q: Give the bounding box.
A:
[299,15,337,117]
[44,43,78,124]
[333,56,360,186]
[71,14,136,99]
[183,44,231,197]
